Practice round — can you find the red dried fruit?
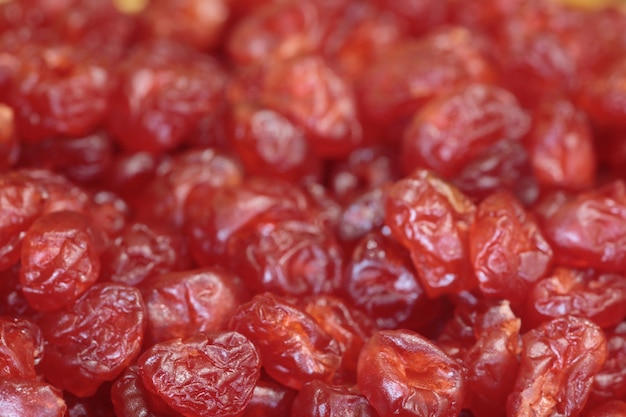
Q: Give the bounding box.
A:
[5,40,114,142]
[138,0,228,50]
[139,332,260,417]
[38,284,146,397]
[107,41,228,153]
[0,317,43,379]
[578,57,626,130]
[342,231,440,330]
[291,380,379,417]
[463,302,521,417]
[229,292,342,390]
[525,267,626,329]
[541,180,626,272]
[469,191,553,306]
[20,210,100,312]
[100,222,191,287]
[507,315,607,417]
[228,219,343,296]
[357,329,465,417]
[303,294,377,372]
[0,378,66,417]
[401,83,530,179]
[525,97,596,190]
[241,378,297,417]
[141,268,249,344]
[111,365,180,417]
[385,169,477,297]
[0,171,45,272]
[259,55,362,158]
[588,322,626,407]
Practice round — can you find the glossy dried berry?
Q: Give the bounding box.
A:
[141,268,249,344]
[525,267,626,329]
[588,322,626,407]
[291,380,379,417]
[507,316,607,417]
[38,284,146,397]
[20,210,100,312]
[357,329,465,417]
[241,378,297,417]
[0,317,43,380]
[385,169,477,297]
[229,292,342,390]
[469,191,553,306]
[0,378,66,417]
[139,332,261,417]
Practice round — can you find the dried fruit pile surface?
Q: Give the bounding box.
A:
[0,0,625,416]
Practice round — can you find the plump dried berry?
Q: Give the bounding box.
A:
[357,329,465,417]
[507,316,607,417]
[291,380,379,417]
[139,332,261,417]
[525,267,626,329]
[38,284,146,397]
[0,378,66,417]
[385,169,477,297]
[229,292,342,390]
[541,180,626,272]
[20,210,100,312]
[0,317,43,380]
[469,191,553,306]
[141,268,249,344]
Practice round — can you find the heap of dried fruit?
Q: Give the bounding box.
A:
[0,0,625,416]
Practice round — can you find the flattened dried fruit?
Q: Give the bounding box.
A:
[139,332,260,417]
[357,329,465,417]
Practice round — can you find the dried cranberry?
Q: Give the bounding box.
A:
[291,380,379,417]
[0,378,66,417]
[141,268,249,345]
[357,329,465,417]
[469,191,553,306]
[588,322,626,407]
[0,317,43,380]
[229,292,342,390]
[111,365,180,417]
[38,284,146,397]
[139,332,260,417]
[241,378,297,417]
[385,169,477,297]
[507,316,607,416]
[20,210,101,312]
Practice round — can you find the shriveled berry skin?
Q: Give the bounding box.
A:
[228,219,343,297]
[229,293,342,390]
[0,317,43,379]
[107,41,229,153]
[141,268,249,345]
[291,380,379,417]
[139,332,261,417]
[259,55,362,158]
[342,231,439,330]
[303,294,377,372]
[588,322,626,407]
[401,83,530,179]
[541,181,626,272]
[0,172,45,272]
[525,268,626,329]
[0,378,66,417]
[469,191,553,306]
[38,284,146,397]
[100,222,191,287]
[20,210,100,312]
[525,97,596,191]
[385,169,477,297]
[357,329,465,417]
[241,379,297,417]
[507,316,607,417]
[111,365,180,417]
